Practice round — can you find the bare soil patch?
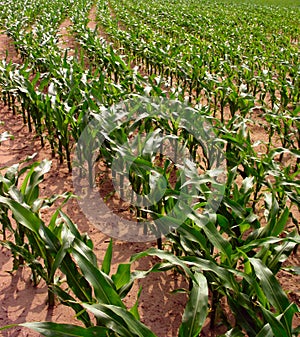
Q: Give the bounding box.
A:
[57,19,79,56]
[87,6,98,31]
[0,34,20,63]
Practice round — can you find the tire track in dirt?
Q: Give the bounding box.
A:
[57,19,79,56]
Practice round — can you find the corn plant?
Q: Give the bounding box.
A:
[0,190,159,335]
[0,159,72,305]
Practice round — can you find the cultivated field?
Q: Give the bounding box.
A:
[0,0,299,336]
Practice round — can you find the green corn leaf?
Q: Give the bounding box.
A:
[60,253,94,303]
[22,159,52,205]
[236,248,267,307]
[0,324,18,331]
[217,214,230,232]
[72,237,98,268]
[256,324,274,337]
[227,293,262,336]
[36,218,93,304]
[285,266,300,276]
[182,255,238,291]
[106,304,157,337]
[249,258,290,313]
[129,287,142,321]
[261,193,280,237]
[38,221,93,305]
[49,238,71,281]
[179,272,208,337]
[267,239,297,273]
[102,238,113,275]
[264,301,298,336]
[3,164,19,184]
[17,162,39,189]
[176,223,209,253]
[222,196,248,218]
[50,285,92,327]
[192,213,233,263]
[242,237,288,252]
[279,303,299,335]
[272,207,289,236]
[112,263,131,290]
[0,196,42,232]
[260,305,291,337]
[48,209,59,232]
[72,248,125,307]
[130,248,196,282]
[240,176,254,195]
[8,185,23,204]
[83,303,138,337]
[84,303,158,337]
[58,210,82,240]
[20,322,108,337]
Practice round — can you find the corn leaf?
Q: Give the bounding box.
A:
[72,248,125,307]
[101,238,113,275]
[179,271,208,337]
[112,263,131,290]
[20,322,108,337]
[249,258,290,312]
[84,303,158,337]
[50,285,92,327]
[0,196,42,232]
[256,324,274,337]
